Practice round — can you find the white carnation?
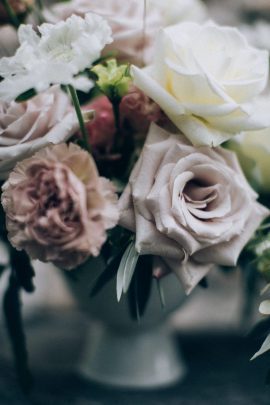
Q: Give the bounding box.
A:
[0,13,112,102]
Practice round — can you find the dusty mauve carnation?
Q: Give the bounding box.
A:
[2,143,119,269]
[0,85,78,179]
[45,0,161,65]
[83,96,115,152]
[119,124,269,293]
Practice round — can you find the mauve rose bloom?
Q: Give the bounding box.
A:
[45,0,161,66]
[0,85,78,179]
[2,143,119,269]
[0,25,19,57]
[83,96,115,151]
[118,123,269,293]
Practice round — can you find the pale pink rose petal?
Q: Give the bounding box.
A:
[0,25,19,57]
[0,86,78,179]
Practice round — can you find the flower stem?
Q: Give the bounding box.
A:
[111,99,121,152]
[67,85,92,154]
[1,0,20,28]
[112,100,120,132]
[259,223,270,231]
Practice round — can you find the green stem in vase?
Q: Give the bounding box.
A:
[111,98,122,152]
[67,85,92,154]
[1,0,20,28]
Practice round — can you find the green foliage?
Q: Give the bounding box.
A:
[90,227,133,297]
[127,255,153,321]
[10,248,35,293]
[3,270,33,394]
[15,89,37,103]
[244,220,270,282]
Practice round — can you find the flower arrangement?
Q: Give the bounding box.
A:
[1,0,270,393]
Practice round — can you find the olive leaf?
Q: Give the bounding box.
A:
[127,255,153,321]
[251,333,270,360]
[116,241,139,302]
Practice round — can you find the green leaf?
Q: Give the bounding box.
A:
[15,88,37,103]
[90,245,128,298]
[248,318,270,340]
[156,278,166,309]
[198,277,208,289]
[116,241,139,302]
[3,271,33,394]
[10,248,35,293]
[265,369,270,385]
[251,333,270,360]
[128,255,153,321]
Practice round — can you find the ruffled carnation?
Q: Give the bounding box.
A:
[2,143,119,269]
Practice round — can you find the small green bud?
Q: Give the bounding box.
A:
[91,59,131,102]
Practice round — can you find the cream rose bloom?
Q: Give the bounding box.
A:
[132,21,270,147]
[2,143,119,269]
[0,86,78,179]
[118,123,269,292]
[228,127,270,194]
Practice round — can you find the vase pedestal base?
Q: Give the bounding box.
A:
[78,322,186,389]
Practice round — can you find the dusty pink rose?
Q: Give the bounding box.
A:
[0,86,78,179]
[0,25,19,57]
[119,123,269,293]
[45,0,161,65]
[2,143,119,269]
[120,86,162,135]
[83,96,115,152]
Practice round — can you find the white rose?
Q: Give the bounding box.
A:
[0,86,78,179]
[132,21,270,147]
[228,125,270,194]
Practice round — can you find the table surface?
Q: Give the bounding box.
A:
[0,309,270,405]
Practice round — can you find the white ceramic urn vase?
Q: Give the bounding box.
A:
[64,256,187,389]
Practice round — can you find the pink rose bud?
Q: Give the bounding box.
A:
[83,96,115,152]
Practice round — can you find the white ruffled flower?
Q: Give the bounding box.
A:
[132,21,270,147]
[0,13,112,102]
